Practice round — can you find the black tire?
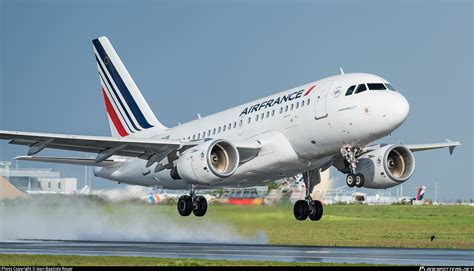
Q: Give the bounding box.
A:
[177,195,192,216]
[355,173,365,188]
[309,200,323,221]
[193,196,208,217]
[346,173,356,187]
[293,200,309,221]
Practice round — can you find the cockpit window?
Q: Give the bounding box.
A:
[385,83,396,91]
[354,84,367,94]
[367,83,386,90]
[345,85,356,96]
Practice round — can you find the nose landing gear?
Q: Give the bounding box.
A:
[177,184,208,217]
[341,146,365,188]
[293,171,323,221]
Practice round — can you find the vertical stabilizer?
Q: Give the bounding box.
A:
[92,36,167,138]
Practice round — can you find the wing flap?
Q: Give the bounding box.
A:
[15,156,121,167]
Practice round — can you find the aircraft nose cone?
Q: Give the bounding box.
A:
[396,93,410,123]
[385,92,410,128]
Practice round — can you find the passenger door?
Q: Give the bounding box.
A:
[314,80,334,119]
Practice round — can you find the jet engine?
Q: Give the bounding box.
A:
[355,145,415,188]
[172,139,240,184]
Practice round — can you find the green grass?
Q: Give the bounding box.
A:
[1,199,472,266]
[2,196,473,249]
[164,204,474,249]
[0,254,368,266]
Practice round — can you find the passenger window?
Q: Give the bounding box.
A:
[266,112,269,118]
[368,83,386,90]
[248,117,251,124]
[233,122,237,128]
[385,83,396,91]
[213,128,216,135]
[228,123,231,129]
[239,119,243,126]
[280,107,283,114]
[355,84,367,94]
[187,136,190,140]
[218,127,221,133]
[301,100,305,107]
[285,105,288,112]
[290,104,294,110]
[296,102,299,109]
[345,85,356,96]
[271,110,275,116]
[223,125,226,131]
[192,135,195,140]
[256,115,259,121]
[307,99,310,105]
[261,113,264,119]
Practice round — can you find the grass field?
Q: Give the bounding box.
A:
[1,198,472,266]
[1,196,473,249]
[161,203,474,249]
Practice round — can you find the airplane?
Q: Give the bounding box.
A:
[0,36,461,221]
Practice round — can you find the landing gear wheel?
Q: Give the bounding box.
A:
[355,173,365,188]
[193,196,208,217]
[308,200,323,221]
[293,200,309,221]
[346,173,356,187]
[177,195,193,216]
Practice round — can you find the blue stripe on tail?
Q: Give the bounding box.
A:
[95,55,140,132]
[93,39,154,129]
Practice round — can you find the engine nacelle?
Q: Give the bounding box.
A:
[173,139,240,184]
[355,145,415,189]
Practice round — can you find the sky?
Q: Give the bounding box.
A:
[0,0,472,200]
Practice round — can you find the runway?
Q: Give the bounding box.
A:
[0,240,472,265]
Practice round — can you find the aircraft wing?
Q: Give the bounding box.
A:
[405,139,461,155]
[0,130,261,167]
[366,139,461,155]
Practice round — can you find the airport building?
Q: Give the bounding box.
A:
[0,162,77,194]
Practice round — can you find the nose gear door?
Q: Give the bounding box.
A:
[314,80,334,119]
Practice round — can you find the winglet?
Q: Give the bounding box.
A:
[339,67,345,74]
[445,139,459,155]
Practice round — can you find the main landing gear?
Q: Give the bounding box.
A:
[341,146,365,188]
[293,171,323,221]
[177,184,208,217]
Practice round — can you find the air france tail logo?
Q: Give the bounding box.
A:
[239,85,315,117]
[93,38,154,137]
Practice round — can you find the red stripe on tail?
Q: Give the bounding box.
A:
[102,87,129,137]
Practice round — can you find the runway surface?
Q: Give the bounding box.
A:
[0,240,472,265]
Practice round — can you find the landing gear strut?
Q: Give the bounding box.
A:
[341,146,365,188]
[293,171,323,221]
[177,184,208,217]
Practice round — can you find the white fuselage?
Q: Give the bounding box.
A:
[95,73,410,188]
